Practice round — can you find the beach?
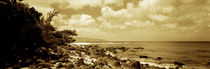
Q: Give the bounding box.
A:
[16,41,210,69]
[71,41,210,69]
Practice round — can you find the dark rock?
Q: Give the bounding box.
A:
[116,47,129,51]
[36,59,46,63]
[95,60,107,66]
[106,47,117,53]
[68,46,76,50]
[131,61,141,69]
[57,58,65,62]
[124,60,141,69]
[114,61,121,67]
[102,65,111,69]
[94,65,102,69]
[139,56,148,58]
[77,58,85,66]
[156,57,162,61]
[173,61,185,67]
[56,63,64,68]
[207,62,210,65]
[78,65,94,69]
[111,57,120,61]
[35,63,50,69]
[133,47,144,49]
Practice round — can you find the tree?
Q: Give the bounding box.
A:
[0,1,77,68]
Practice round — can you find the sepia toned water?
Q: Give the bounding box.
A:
[72,41,210,69]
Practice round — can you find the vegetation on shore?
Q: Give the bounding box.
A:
[0,0,76,68]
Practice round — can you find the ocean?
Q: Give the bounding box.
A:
[71,41,210,69]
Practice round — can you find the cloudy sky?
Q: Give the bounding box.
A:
[23,0,210,41]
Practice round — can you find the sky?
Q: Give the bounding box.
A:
[22,0,210,41]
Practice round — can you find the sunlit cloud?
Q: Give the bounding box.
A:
[24,0,210,41]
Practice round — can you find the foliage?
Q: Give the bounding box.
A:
[40,10,77,47]
[0,1,76,68]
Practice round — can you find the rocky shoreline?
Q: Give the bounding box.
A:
[20,45,185,69]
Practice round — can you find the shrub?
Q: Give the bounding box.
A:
[0,1,77,68]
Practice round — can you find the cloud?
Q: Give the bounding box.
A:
[69,14,96,26]
[148,14,169,22]
[67,0,102,9]
[32,6,54,16]
[25,0,210,41]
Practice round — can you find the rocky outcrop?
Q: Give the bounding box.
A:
[18,45,184,69]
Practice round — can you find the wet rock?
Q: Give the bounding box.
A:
[107,60,121,68]
[77,65,94,69]
[139,56,148,58]
[131,61,141,69]
[114,61,121,67]
[116,49,122,53]
[133,47,144,49]
[124,60,141,69]
[57,58,65,62]
[155,57,162,61]
[94,60,107,66]
[173,61,185,68]
[20,67,31,69]
[102,65,111,69]
[206,62,210,67]
[119,58,130,62]
[110,56,120,61]
[83,56,97,65]
[105,51,116,57]
[36,59,46,63]
[68,46,76,50]
[105,47,117,53]
[94,65,102,69]
[64,63,74,68]
[35,63,50,69]
[116,47,128,51]
[57,63,64,68]
[96,48,106,57]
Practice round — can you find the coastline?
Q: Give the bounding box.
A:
[21,45,185,69]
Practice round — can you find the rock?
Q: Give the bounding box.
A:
[36,59,46,63]
[20,67,30,69]
[116,49,122,53]
[57,58,65,62]
[116,47,128,51]
[96,49,106,57]
[35,63,50,69]
[102,65,111,69]
[107,60,121,68]
[139,56,148,58]
[133,47,144,49]
[105,51,116,57]
[68,46,76,50]
[77,65,94,69]
[77,58,85,66]
[173,61,185,68]
[64,63,74,69]
[155,57,162,61]
[57,63,64,68]
[127,61,141,69]
[83,56,97,65]
[120,58,130,62]
[111,56,120,61]
[114,61,121,67]
[95,60,107,66]
[94,65,102,69]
